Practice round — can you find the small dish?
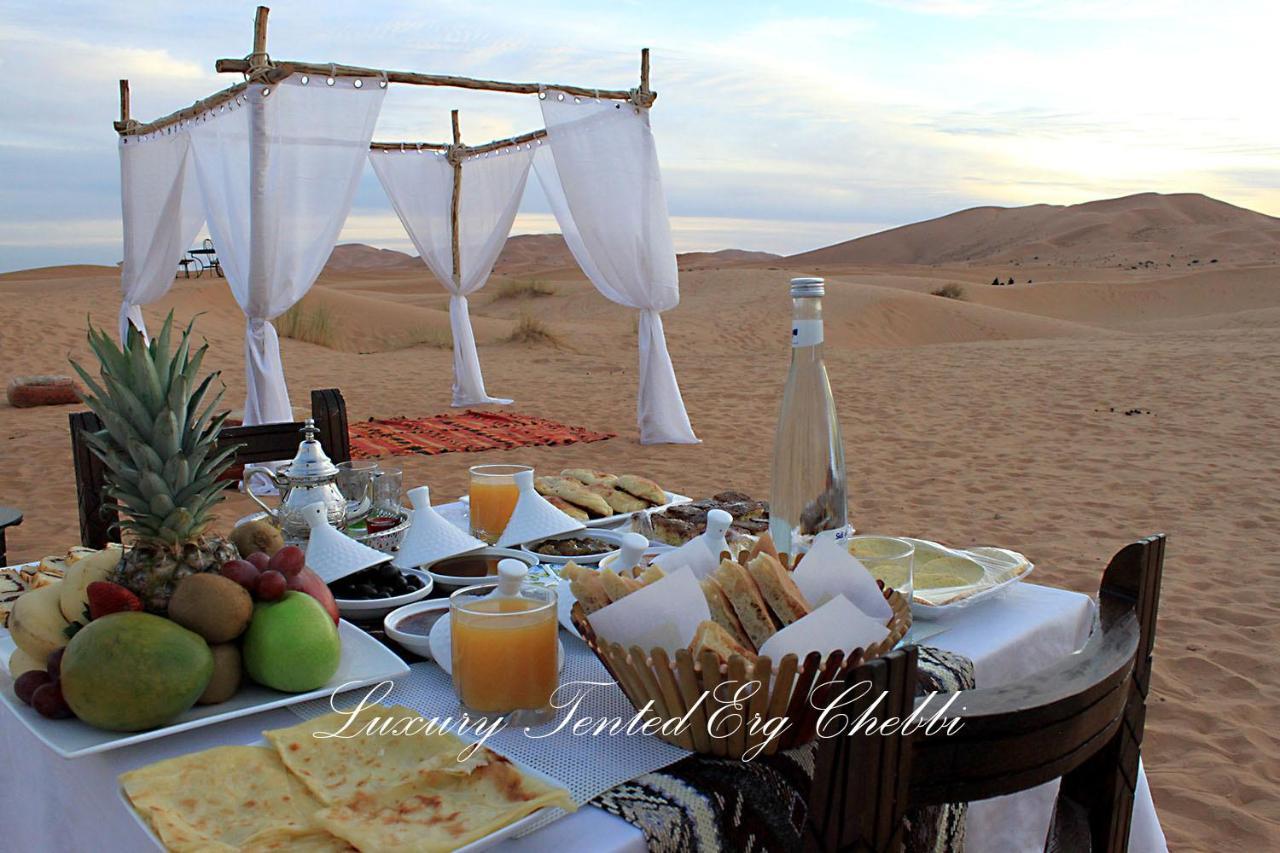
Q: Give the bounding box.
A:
[520,529,627,564]
[332,568,433,621]
[422,547,538,592]
[384,599,452,659]
[597,543,674,573]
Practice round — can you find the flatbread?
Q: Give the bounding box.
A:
[615,474,666,506]
[317,754,575,852]
[560,468,618,487]
[534,476,612,517]
[120,745,341,853]
[265,705,575,852]
[586,483,649,514]
[746,553,811,626]
[544,496,590,522]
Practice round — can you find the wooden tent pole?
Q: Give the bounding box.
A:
[247,3,272,408]
[450,109,463,288]
[252,6,270,63]
[640,48,650,95]
[370,127,546,154]
[214,56,655,104]
[119,80,130,125]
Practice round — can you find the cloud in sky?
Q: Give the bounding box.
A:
[1,0,1278,271]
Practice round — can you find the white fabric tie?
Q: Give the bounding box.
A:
[244,318,293,425]
[448,295,512,406]
[118,302,148,344]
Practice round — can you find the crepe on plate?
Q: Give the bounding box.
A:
[120,745,347,853]
[266,705,575,852]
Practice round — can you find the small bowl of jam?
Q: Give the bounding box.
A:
[384,599,452,659]
[422,547,538,592]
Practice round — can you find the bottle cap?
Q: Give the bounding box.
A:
[790,277,825,297]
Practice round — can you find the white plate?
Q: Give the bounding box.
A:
[119,735,568,852]
[0,620,409,759]
[902,538,1035,616]
[333,568,434,621]
[520,528,627,565]
[454,492,692,535]
[428,611,565,676]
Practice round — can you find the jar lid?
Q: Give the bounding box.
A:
[790,276,825,297]
[281,419,339,480]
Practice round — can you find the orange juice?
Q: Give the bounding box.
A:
[469,478,520,543]
[451,597,558,714]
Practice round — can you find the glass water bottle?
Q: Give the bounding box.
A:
[769,277,848,556]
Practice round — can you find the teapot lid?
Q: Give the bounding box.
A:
[282,419,339,480]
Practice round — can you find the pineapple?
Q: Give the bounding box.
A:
[70,313,240,612]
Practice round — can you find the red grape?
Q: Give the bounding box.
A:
[246,551,271,572]
[32,682,74,719]
[14,670,52,706]
[46,648,65,680]
[256,570,287,601]
[286,571,307,592]
[220,559,260,591]
[268,545,305,578]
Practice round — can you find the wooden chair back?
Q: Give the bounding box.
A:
[69,388,350,548]
[805,534,1165,853]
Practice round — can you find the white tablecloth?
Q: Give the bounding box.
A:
[0,583,1166,852]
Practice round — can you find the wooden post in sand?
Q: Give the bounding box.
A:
[450,109,463,287]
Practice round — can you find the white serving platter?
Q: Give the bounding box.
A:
[903,539,1035,617]
[0,619,409,759]
[119,733,571,852]
[451,492,692,536]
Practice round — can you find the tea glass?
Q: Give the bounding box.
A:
[450,581,558,725]
[468,464,530,544]
[336,460,378,522]
[370,465,403,517]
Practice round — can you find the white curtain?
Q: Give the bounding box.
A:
[187,74,385,424]
[369,144,534,406]
[535,93,698,444]
[117,130,204,342]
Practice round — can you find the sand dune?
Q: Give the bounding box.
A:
[4,203,1280,849]
[787,192,1280,268]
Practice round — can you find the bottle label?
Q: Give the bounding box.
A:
[792,320,823,347]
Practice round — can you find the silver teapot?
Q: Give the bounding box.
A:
[245,419,370,539]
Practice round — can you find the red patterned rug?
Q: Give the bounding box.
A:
[348,410,616,458]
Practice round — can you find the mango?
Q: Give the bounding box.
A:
[60,612,212,732]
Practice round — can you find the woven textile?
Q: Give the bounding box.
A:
[591,646,976,853]
[348,410,615,458]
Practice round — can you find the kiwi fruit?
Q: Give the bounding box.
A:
[198,643,243,705]
[167,574,253,643]
[231,519,286,559]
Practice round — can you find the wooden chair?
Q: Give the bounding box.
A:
[69,388,351,549]
[0,506,22,565]
[806,534,1165,853]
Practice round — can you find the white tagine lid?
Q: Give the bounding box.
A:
[496,470,585,547]
[392,486,486,570]
[300,501,390,583]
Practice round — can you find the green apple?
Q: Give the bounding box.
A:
[242,592,341,692]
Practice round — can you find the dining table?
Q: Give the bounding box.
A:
[0,576,1168,852]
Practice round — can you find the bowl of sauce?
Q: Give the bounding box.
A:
[384,599,452,659]
[422,547,538,591]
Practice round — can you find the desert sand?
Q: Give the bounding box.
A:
[1,193,1277,850]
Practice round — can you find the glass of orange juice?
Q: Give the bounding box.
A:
[450,564,558,724]
[468,464,529,543]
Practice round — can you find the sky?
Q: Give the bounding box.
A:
[1,0,1278,272]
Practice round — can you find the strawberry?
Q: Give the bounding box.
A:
[86,581,143,620]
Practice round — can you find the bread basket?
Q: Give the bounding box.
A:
[570,550,911,759]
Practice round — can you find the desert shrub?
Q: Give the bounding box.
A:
[490,279,556,301]
[505,313,565,347]
[276,303,336,347]
[932,283,966,300]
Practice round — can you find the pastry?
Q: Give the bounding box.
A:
[561,468,618,487]
[689,620,757,665]
[711,559,778,649]
[534,476,612,517]
[746,553,811,626]
[699,577,755,651]
[646,492,770,546]
[544,496,589,523]
[587,483,649,514]
[616,474,666,506]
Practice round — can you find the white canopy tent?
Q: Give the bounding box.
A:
[115,6,697,443]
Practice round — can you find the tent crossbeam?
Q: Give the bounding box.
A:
[213,57,655,106]
[369,128,547,155]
